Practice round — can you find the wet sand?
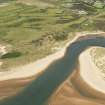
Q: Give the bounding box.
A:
[0,77,35,100]
[48,48,105,105]
[48,69,105,105]
[0,73,41,100]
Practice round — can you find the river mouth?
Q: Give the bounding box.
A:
[1,35,105,105]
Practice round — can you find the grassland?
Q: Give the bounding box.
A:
[0,0,105,70]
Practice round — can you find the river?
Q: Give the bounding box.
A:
[0,35,105,105]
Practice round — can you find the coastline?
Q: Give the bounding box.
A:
[0,31,104,81]
[0,31,104,96]
[1,31,105,104]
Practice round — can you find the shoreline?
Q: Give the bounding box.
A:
[0,32,105,104]
[0,31,104,96]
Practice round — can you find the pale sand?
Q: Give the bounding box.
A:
[79,48,105,94]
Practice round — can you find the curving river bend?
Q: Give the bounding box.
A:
[1,35,105,105]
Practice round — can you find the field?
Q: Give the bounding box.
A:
[0,0,105,70]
